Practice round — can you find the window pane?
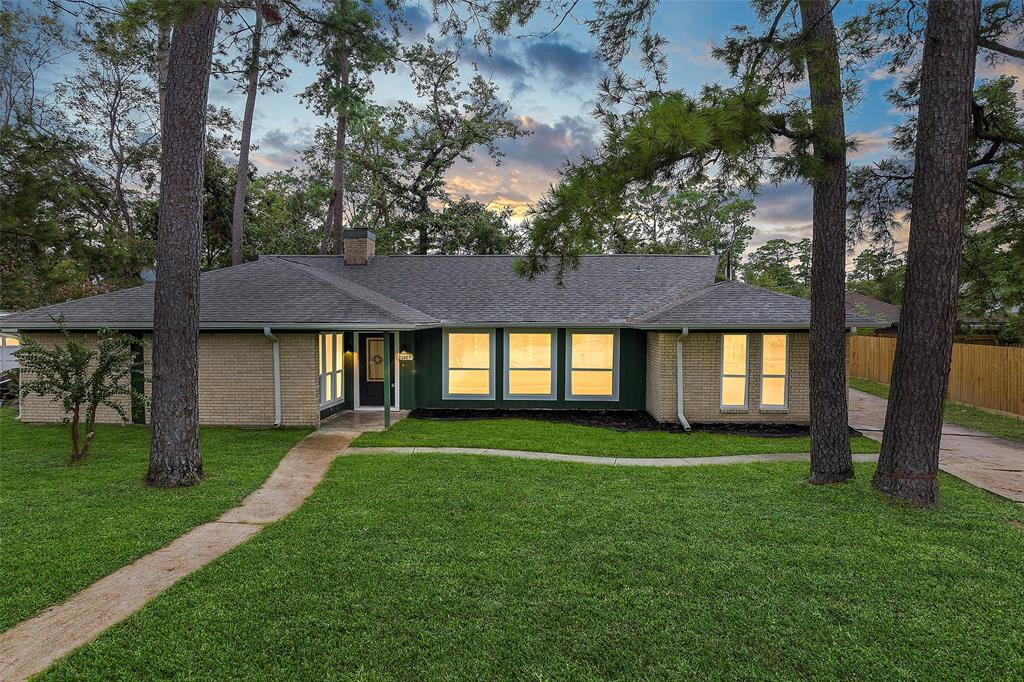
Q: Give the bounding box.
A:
[318,335,324,375]
[571,370,613,396]
[448,369,490,395]
[721,376,747,406]
[508,333,551,369]
[762,376,786,406]
[509,369,552,395]
[325,334,334,373]
[762,334,787,376]
[571,333,614,369]
[722,335,747,376]
[335,333,344,373]
[3,336,19,347]
[448,333,490,369]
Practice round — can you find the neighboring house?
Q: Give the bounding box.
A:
[2,230,880,428]
[0,312,20,374]
[845,292,899,336]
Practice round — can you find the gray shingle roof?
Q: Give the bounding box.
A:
[284,254,719,324]
[845,291,899,324]
[633,280,881,328]
[0,257,434,329]
[1,253,880,331]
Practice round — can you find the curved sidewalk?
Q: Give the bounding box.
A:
[345,446,881,467]
[0,429,358,682]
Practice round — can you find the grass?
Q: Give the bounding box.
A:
[352,416,882,457]
[849,377,1024,443]
[41,454,1024,680]
[0,408,310,631]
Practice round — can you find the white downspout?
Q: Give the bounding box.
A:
[263,327,282,428]
[676,328,691,431]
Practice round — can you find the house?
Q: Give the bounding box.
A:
[845,292,899,335]
[2,230,880,429]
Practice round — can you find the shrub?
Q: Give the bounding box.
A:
[16,318,143,463]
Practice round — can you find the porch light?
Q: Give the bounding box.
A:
[397,345,414,362]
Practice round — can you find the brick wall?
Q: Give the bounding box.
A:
[645,331,811,425]
[20,331,319,427]
[19,332,151,425]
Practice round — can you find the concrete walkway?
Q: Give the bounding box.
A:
[345,446,882,467]
[848,388,1024,503]
[0,427,364,682]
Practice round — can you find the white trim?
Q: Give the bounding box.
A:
[502,328,557,401]
[759,332,789,410]
[720,333,749,410]
[442,328,496,400]
[565,329,620,402]
[353,331,399,410]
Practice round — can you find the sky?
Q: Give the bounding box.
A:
[36,0,1023,261]
[214,0,922,259]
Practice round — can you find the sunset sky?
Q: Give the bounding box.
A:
[41,0,1022,257]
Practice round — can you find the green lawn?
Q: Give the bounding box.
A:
[0,408,310,631]
[42,454,1024,680]
[849,377,1024,443]
[352,416,881,457]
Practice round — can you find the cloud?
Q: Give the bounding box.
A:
[497,114,599,171]
[458,37,602,95]
[848,127,892,161]
[250,126,313,170]
[523,39,602,87]
[402,4,431,41]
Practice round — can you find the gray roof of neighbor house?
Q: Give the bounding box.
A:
[0,253,882,330]
[635,280,878,328]
[845,291,900,325]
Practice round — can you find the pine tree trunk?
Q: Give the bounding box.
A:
[231,5,263,266]
[330,52,350,256]
[873,0,980,506]
[799,0,852,484]
[147,3,218,488]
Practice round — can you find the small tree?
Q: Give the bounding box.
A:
[16,320,140,463]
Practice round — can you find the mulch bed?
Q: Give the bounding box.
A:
[408,408,864,438]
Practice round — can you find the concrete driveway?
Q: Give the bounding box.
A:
[849,388,1024,503]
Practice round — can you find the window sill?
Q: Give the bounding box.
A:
[719,406,749,414]
[759,406,789,413]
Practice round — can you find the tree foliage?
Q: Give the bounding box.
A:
[16,319,141,462]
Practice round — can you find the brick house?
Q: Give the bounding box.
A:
[3,230,879,429]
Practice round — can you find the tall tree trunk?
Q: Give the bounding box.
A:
[231,4,263,266]
[147,3,218,488]
[799,0,852,484]
[330,51,350,256]
[873,0,980,506]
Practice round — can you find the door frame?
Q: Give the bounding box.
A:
[353,331,399,411]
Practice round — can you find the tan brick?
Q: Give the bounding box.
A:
[20,331,319,428]
[646,331,811,425]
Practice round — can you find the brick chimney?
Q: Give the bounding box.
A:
[343,228,375,266]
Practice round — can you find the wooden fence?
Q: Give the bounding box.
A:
[848,335,1024,418]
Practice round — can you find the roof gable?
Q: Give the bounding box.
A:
[635,280,881,328]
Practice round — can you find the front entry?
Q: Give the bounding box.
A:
[358,333,396,407]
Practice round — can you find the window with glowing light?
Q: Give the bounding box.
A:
[443,330,495,399]
[566,330,618,400]
[318,332,345,406]
[720,334,748,408]
[760,334,788,408]
[504,330,555,399]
